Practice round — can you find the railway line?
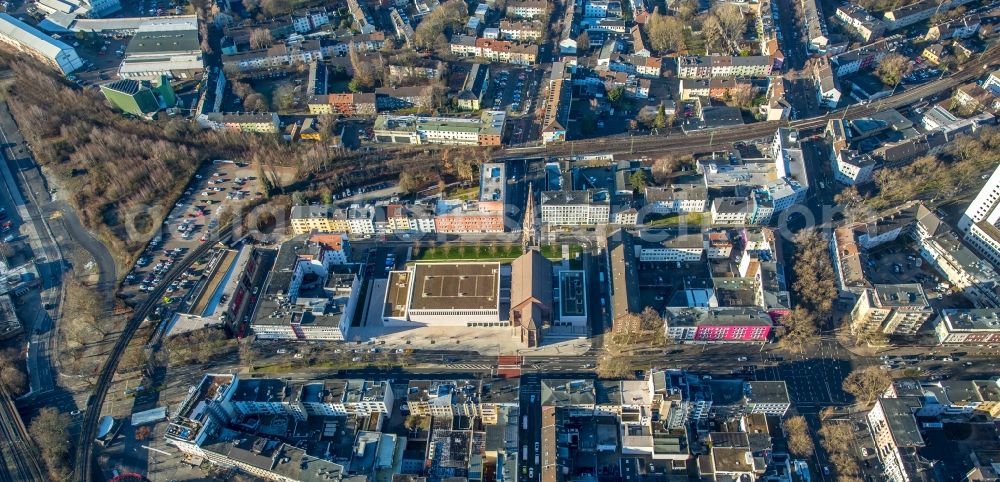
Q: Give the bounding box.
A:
[73,225,234,482]
[499,45,1000,159]
[67,44,1000,482]
[0,385,44,482]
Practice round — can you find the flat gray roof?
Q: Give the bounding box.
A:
[384,270,411,318]
[878,397,925,448]
[126,29,200,54]
[746,381,789,404]
[408,263,499,311]
[559,270,587,317]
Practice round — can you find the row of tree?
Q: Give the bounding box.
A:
[836,129,1000,216]
[778,230,837,351]
[638,4,746,56]
[596,308,667,379]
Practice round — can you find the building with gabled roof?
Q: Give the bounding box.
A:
[0,13,83,74]
[510,250,553,346]
[542,64,571,144]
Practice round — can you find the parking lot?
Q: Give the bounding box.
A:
[122,161,283,299]
[866,243,968,309]
[486,67,543,119]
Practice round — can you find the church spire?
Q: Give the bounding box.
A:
[522,182,538,252]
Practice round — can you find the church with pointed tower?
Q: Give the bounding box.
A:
[510,183,552,347]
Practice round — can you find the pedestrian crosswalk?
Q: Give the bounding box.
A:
[451,364,493,370]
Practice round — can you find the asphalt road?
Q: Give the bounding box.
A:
[0,101,117,397]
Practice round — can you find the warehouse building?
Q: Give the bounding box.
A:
[0,13,83,75]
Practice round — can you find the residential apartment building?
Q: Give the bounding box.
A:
[406,380,481,418]
[867,397,925,482]
[165,374,239,456]
[347,0,376,34]
[644,184,708,214]
[499,19,544,40]
[221,39,341,74]
[934,309,1000,344]
[290,379,394,417]
[835,5,885,42]
[307,92,377,116]
[291,7,330,33]
[925,14,980,41]
[850,284,934,335]
[540,189,611,225]
[830,35,903,76]
[983,69,1000,96]
[676,55,773,78]
[474,38,539,65]
[372,111,506,146]
[915,206,1000,308]
[201,113,280,133]
[434,200,505,233]
[921,43,946,65]
[542,65,571,144]
[953,84,998,114]
[347,205,375,234]
[289,205,349,234]
[813,57,841,108]
[386,59,443,84]
[663,307,773,343]
[743,381,790,416]
[958,165,1000,268]
[801,0,828,51]
[0,13,83,75]
[506,0,549,19]
[375,85,434,111]
[833,149,876,185]
[637,234,704,263]
[882,0,974,30]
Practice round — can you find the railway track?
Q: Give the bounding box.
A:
[0,386,44,481]
[497,45,1000,159]
[69,44,1000,482]
[74,225,234,482]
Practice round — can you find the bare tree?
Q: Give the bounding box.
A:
[30,408,72,481]
[792,230,838,317]
[650,155,683,183]
[576,31,591,52]
[700,14,725,54]
[783,416,815,458]
[713,4,747,48]
[777,307,818,352]
[819,421,863,481]
[0,348,26,396]
[842,366,892,404]
[876,53,912,86]
[728,83,757,108]
[249,28,273,50]
[645,11,686,54]
[243,93,269,112]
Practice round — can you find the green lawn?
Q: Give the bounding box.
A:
[448,186,479,200]
[411,243,582,262]
[645,212,704,227]
[540,243,582,260]
[412,244,524,261]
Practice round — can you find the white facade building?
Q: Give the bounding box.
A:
[540,190,612,225]
[0,13,83,74]
[637,234,705,262]
[958,164,1000,268]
